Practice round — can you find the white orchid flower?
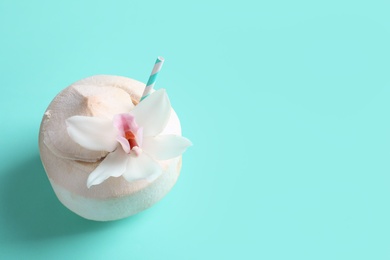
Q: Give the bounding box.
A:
[65,89,192,188]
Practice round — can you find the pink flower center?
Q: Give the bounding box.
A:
[124,130,138,149]
[114,113,143,154]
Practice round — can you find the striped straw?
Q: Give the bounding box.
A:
[140,56,165,101]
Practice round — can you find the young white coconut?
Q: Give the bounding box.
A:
[39,75,191,221]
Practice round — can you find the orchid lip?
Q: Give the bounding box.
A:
[125,130,139,149]
[132,146,142,156]
[114,113,143,154]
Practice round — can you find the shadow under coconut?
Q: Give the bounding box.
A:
[0,153,129,241]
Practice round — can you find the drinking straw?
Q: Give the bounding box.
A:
[140,56,165,101]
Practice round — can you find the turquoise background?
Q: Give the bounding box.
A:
[1,0,390,259]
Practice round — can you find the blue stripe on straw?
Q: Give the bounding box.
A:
[146,72,158,86]
[140,93,150,101]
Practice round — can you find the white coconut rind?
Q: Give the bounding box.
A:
[49,157,181,221]
[39,75,183,221]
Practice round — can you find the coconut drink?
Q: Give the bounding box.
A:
[38,58,191,221]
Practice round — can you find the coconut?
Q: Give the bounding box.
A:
[39,75,183,221]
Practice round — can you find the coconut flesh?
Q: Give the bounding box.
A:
[39,75,182,221]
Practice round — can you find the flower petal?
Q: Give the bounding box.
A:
[131,89,171,137]
[87,148,129,188]
[136,127,143,147]
[66,116,117,152]
[143,135,192,160]
[122,152,162,182]
[116,136,130,154]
